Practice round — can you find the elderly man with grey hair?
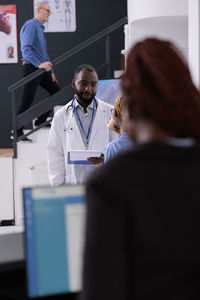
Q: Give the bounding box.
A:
[13,1,60,142]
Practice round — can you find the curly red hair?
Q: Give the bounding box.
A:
[122,38,200,139]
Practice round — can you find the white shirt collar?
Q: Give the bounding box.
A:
[74,97,95,111]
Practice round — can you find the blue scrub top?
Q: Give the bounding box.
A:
[104,131,133,163]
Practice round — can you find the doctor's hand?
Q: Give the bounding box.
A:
[87,153,104,166]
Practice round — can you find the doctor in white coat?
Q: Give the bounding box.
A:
[47,64,116,185]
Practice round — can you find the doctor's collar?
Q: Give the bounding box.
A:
[73,96,98,110]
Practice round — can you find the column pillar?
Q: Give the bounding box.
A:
[188,0,200,88]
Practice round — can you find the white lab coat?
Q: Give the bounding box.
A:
[47,98,116,186]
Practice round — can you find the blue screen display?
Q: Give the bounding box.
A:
[23,186,85,298]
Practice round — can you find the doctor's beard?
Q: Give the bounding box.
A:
[76,91,96,107]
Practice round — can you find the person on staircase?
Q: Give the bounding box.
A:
[14,1,60,142]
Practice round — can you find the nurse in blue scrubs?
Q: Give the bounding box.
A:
[104,95,133,163]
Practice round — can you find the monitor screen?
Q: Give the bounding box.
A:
[23,185,85,298]
[96,78,121,105]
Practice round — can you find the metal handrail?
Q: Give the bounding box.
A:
[8,16,127,92]
[8,16,127,157]
[52,17,127,65]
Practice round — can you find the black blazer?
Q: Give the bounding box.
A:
[81,141,200,300]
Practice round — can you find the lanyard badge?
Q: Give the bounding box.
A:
[74,98,95,145]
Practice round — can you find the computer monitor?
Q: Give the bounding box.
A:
[96,78,121,105]
[23,185,85,298]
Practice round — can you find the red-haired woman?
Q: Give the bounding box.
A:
[81,38,200,300]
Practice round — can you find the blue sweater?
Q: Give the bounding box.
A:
[20,18,50,68]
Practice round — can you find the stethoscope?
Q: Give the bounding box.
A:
[65,95,97,112]
[66,96,97,145]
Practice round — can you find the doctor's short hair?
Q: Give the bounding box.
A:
[73,64,98,79]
